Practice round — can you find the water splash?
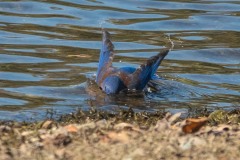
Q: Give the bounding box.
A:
[98,18,107,29]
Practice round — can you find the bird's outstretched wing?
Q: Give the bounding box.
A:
[96,29,115,84]
[127,49,169,90]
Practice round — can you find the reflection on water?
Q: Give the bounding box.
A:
[0,0,239,121]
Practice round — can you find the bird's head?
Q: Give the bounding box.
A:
[101,76,126,94]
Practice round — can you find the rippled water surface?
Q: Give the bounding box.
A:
[0,0,239,121]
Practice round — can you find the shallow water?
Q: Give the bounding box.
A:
[0,0,239,121]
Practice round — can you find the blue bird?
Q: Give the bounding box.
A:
[96,29,169,94]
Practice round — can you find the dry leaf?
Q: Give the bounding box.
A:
[41,120,54,129]
[53,134,72,146]
[106,131,129,143]
[182,117,208,134]
[64,125,78,133]
[168,112,182,124]
[216,124,232,132]
[114,123,143,133]
[114,123,134,129]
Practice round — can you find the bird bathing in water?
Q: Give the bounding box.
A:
[96,29,170,94]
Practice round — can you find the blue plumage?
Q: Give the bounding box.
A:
[96,29,169,94]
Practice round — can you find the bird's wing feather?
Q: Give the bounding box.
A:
[127,49,169,90]
[96,29,115,84]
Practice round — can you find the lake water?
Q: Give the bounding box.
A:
[0,0,239,121]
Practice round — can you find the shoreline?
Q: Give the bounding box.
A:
[0,109,239,160]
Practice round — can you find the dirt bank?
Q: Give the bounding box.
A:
[0,109,239,160]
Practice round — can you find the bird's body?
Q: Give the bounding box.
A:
[96,30,169,94]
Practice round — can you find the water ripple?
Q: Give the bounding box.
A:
[0,0,239,121]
